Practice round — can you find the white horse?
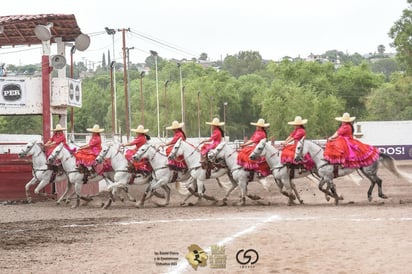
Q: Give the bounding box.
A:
[207,141,274,206]
[249,139,318,205]
[18,140,67,203]
[95,142,156,209]
[132,143,192,207]
[168,138,230,205]
[294,138,412,205]
[47,142,114,208]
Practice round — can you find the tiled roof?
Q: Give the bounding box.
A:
[0,14,83,47]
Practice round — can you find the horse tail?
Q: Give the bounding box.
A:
[379,153,412,183]
[174,181,190,195]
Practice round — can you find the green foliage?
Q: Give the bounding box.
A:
[2,47,408,140]
[388,0,412,75]
[365,73,412,120]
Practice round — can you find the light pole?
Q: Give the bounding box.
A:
[126,46,134,137]
[177,63,184,127]
[110,61,116,135]
[151,50,160,138]
[105,27,117,134]
[223,102,228,138]
[139,71,145,125]
[69,45,76,135]
[197,91,201,138]
[210,96,214,135]
[164,80,170,136]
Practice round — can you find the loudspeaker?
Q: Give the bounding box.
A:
[51,55,66,69]
[75,33,90,51]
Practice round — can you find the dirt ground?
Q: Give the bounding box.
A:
[1,161,412,274]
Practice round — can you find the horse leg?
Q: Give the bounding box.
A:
[25,177,38,203]
[57,179,72,205]
[364,171,386,201]
[222,182,238,206]
[135,183,152,208]
[318,178,332,202]
[151,185,171,207]
[235,180,247,206]
[71,182,82,209]
[327,180,344,205]
[291,181,304,204]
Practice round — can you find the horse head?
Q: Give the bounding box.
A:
[249,138,267,160]
[294,137,305,162]
[47,142,64,165]
[207,142,226,162]
[19,140,37,158]
[96,143,112,164]
[168,138,183,160]
[133,143,152,161]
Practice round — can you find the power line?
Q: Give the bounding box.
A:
[129,29,200,58]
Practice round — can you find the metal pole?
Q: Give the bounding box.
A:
[105,27,117,134]
[164,80,170,137]
[210,96,214,135]
[110,61,116,135]
[178,63,184,127]
[120,28,130,140]
[126,46,134,131]
[197,91,201,138]
[224,102,228,138]
[151,50,160,138]
[139,71,145,125]
[70,45,76,135]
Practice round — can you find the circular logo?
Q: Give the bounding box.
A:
[236,249,259,265]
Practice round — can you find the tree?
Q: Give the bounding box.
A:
[365,73,412,120]
[377,44,386,55]
[102,53,107,69]
[388,0,412,74]
[199,53,208,61]
[222,51,265,78]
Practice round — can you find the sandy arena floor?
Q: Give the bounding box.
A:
[1,161,412,274]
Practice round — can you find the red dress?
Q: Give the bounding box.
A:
[74,134,102,167]
[281,127,314,170]
[125,134,152,173]
[237,129,270,176]
[45,132,74,158]
[200,128,223,156]
[165,130,188,170]
[324,123,379,168]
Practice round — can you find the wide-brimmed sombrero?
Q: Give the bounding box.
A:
[250,118,269,127]
[87,124,105,133]
[335,112,356,122]
[166,120,184,130]
[206,117,225,126]
[52,124,66,131]
[131,125,149,133]
[288,116,308,125]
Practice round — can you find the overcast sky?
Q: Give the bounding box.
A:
[0,0,409,67]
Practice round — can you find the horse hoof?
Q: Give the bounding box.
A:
[380,194,388,199]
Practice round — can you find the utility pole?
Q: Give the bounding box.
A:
[119,28,131,140]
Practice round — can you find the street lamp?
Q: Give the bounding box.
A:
[177,63,184,127]
[150,50,160,138]
[105,27,117,134]
[139,71,145,125]
[223,102,228,137]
